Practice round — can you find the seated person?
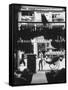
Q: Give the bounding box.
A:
[14,61,33,84]
[14,61,26,78]
[45,55,52,64]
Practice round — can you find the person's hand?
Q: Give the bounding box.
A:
[14,72,21,78]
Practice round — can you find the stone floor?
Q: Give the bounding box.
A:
[31,71,48,84]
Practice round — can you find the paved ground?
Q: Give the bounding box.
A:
[31,71,48,84]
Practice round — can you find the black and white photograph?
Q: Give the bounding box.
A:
[9,4,66,86]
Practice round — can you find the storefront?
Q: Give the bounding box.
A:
[31,36,53,56]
